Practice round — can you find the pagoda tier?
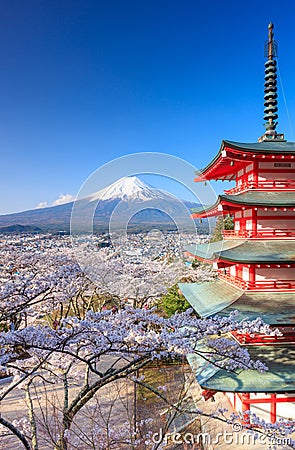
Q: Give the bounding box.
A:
[185,240,295,291]
[187,345,295,393]
[185,240,295,265]
[179,280,295,325]
[192,191,295,217]
[195,140,295,186]
[192,191,295,238]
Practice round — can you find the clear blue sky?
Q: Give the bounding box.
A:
[1,0,295,213]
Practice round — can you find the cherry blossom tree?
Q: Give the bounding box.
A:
[0,306,279,449]
[0,236,201,328]
[0,243,83,330]
[0,236,293,450]
[72,243,208,309]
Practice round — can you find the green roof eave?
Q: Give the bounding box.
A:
[179,280,295,325]
[224,140,295,154]
[220,240,295,264]
[178,281,241,317]
[191,201,220,215]
[187,345,295,393]
[185,240,243,261]
[220,191,295,207]
[192,192,295,216]
[185,240,295,264]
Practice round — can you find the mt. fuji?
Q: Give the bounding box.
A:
[88,176,170,202]
[0,177,202,233]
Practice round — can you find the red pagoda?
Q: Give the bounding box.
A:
[179,23,295,424]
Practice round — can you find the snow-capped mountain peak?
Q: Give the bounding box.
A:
[88,176,172,202]
[0,175,200,232]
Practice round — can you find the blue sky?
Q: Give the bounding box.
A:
[1,0,295,213]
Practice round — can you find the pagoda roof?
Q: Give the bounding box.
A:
[195,139,295,182]
[185,240,242,261]
[185,240,295,264]
[223,191,295,206]
[187,344,295,393]
[224,140,295,153]
[192,191,295,218]
[178,280,295,325]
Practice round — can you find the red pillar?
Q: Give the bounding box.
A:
[249,266,255,289]
[253,161,258,188]
[241,393,250,426]
[270,394,277,424]
[237,264,242,280]
[252,208,257,237]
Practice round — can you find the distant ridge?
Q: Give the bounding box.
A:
[0,224,43,233]
[0,177,205,233]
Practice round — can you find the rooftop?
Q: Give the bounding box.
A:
[185,240,295,264]
[223,140,295,153]
[187,344,295,393]
[192,191,295,217]
[179,280,295,325]
[195,140,295,182]
[223,191,295,206]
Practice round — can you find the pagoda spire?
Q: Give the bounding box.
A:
[258,23,285,142]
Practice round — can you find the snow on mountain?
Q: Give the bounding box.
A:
[0,176,203,232]
[88,176,174,202]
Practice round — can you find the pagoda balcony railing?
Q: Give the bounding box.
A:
[218,273,246,289]
[219,272,295,290]
[223,229,295,239]
[231,331,295,345]
[225,180,295,195]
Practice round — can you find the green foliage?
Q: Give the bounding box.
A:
[158,284,191,317]
[210,215,234,242]
[191,259,200,268]
[224,214,234,230]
